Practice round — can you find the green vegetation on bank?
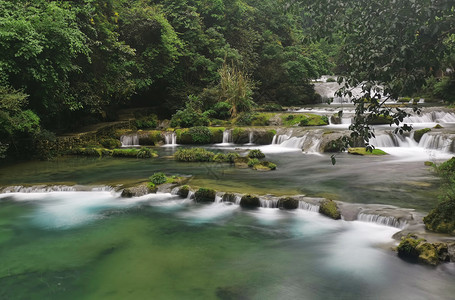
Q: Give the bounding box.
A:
[423,158,455,234]
[348,148,388,156]
[68,147,158,159]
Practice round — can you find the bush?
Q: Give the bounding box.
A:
[174,148,215,162]
[135,115,158,129]
[213,102,232,120]
[225,152,240,163]
[251,114,270,126]
[236,112,256,125]
[259,103,283,112]
[248,158,260,167]
[111,148,156,158]
[188,126,212,144]
[137,147,156,158]
[149,172,167,185]
[248,149,265,159]
[326,77,336,82]
[100,138,122,149]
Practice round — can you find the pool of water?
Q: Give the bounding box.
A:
[0,191,454,299]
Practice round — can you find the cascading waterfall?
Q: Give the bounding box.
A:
[402,111,455,124]
[259,198,279,208]
[370,132,455,152]
[298,201,320,212]
[270,131,324,153]
[234,195,242,205]
[357,213,407,229]
[0,185,114,193]
[164,132,177,146]
[221,130,233,144]
[245,131,255,145]
[120,134,139,147]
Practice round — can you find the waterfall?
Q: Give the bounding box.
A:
[245,131,255,145]
[259,198,279,208]
[120,134,140,147]
[234,195,242,205]
[298,201,320,212]
[270,131,324,153]
[187,191,195,200]
[357,213,406,229]
[0,185,114,193]
[220,130,233,144]
[370,132,455,152]
[171,187,179,195]
[402,111,455,124]
[164,132,177,146]
[215,194,223,203]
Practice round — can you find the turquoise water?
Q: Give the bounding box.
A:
[0,148,441,211]
[0,191,454,299]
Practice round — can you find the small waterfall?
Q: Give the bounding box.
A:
[259,198,279,208]
[1,185,114,193]
[220,130,233,144]
[215,194,223,203]
[171,187,180,195]
[120,134,139,147]
[164,132,177,145]
[270,131,324,153]
[234,195,242,205]
[357,213,406,229]
[245,132,254,145]
[419,134,454,152]
[298,201,320,212]
[402,111,455,124]
[187,191,195,200]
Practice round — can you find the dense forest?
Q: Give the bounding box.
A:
[0,0,454,160]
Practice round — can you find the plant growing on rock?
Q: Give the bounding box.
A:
[149,172,167,185]
[174,148,215,162]
[194,188,216,202]
[248,149,265,159]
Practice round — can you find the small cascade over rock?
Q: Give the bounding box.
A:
[357,213,407,229]
[164,132,177,146]
[221,130,233,144]
[245,131,255,145]
[0,185,113,193]
[370,131,455,152]
[120,134,139,147]
[259,198,279,208]
[270,129,325,153]
[298,201,320,212]
[419,133,454,152]
[402,111,455,124]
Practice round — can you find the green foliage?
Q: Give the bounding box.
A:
[235,112,256,126]
[187,126,212,144]
[212,102,232,120]
[258,103,283,112]
[282,113,329,126]
[112,148,157,158]
[135,115,158,129]
[247,158,260,167]
[149,172,168,185]
[174,148,215,162]
[348,148,388,156]
[326,78,336,83]
[248,149,265,159]
[170,96,210,128]
[137,147,156,158]
[99,138,122,149]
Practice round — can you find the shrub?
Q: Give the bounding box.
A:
[213,102,232,120]
[236,112,256,125]
[225,152,240,163]
[149,172,167,185]
[248,149,265,159]
[99,138,122,149]
[251,114,270,126]
[135,115,157,129]
[174,148,215,162]
[213,153,227,162]
[187,126,212,144]
[326,77,336,82]
[299,119,309,126]
[137,147,156,158]
[259,103,283,112]
[248,158,260,167]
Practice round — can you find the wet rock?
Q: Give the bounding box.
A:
[319,199,341,219]
[240,195,260,208]
[177,185,190,198]
[222,193,237,203]
[277,197,299,209]
[121,184,154,198]
[194,188,216,203]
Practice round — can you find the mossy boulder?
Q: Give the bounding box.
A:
[367,114,393,125]
[434,124,443,129]
[232,128,249,143]
[209,127,224,143]
[277,197,299,209]
[138,131,164,145]
[424,161,434,166]
[397,234,445,265]
[240,195,260,208]
[423,199,455,235]
[254,130,276,145]
[414,128,431,143]
[194,188,216,203]
[177,185,190,198]
[121,184,155,198]
[319,199,341,219]
[248,149,265,159]
[348,147,388,156]
[252,161,276,171]
[322,137,346,153]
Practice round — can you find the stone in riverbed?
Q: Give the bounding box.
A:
[194,188,216,203]
[319,199,341,219]
[240,195,260,208]
[177,185,190,198]
[277,197,299,209]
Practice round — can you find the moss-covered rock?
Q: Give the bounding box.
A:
[209,127,225,143]
[177,185,190,198]
[248,149,265,159]
[397,234,445,265]
[424,161,434,166]
[138,131,164,145]
[434,124,443,129]
[121,184,155,198]
[434,242,450,262]
[240,195,260,208]
[234,157,250,168]
[423,199,455,235]
[367,114,393,125]
[252,161,276,171]
[319,199,341,219]
[174,148,215,162]
[254,130,276,145]
[232,128,248,143]
[414,128,431,143]
[348,147,388,155]
[416,242,439,266]
[277,197,299,209]
[194,188,216,203]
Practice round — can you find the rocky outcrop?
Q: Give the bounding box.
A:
[396,234,452,266]
[240,195,260,208]
[194,188,216,203]
[277,197,299,209]
[121,184,155,198]
[319,199,341,219]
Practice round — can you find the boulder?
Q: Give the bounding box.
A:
[177,185,190,198]
[319,199,341,219]
[222,193,237,203]
[277,197,299,209]
[194,188,216,203]
[121,184,154,198]
[240,195,260,208]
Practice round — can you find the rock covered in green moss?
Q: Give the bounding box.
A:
[240,195,260,208]
[248,149,265,159]
[348,147,387,156]
[234,157,250,168]
[277,197,299,209]
[423,198,455,235]
[177,185,190,198]
[194,188,216,203]
[222,193,237,203]
[397,234,450,265]
[121,184,155,198]
[319,199,341,219]
[414,128,431,143]
[252,161,276,171]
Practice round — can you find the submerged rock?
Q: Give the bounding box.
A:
[319,199,341,219]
